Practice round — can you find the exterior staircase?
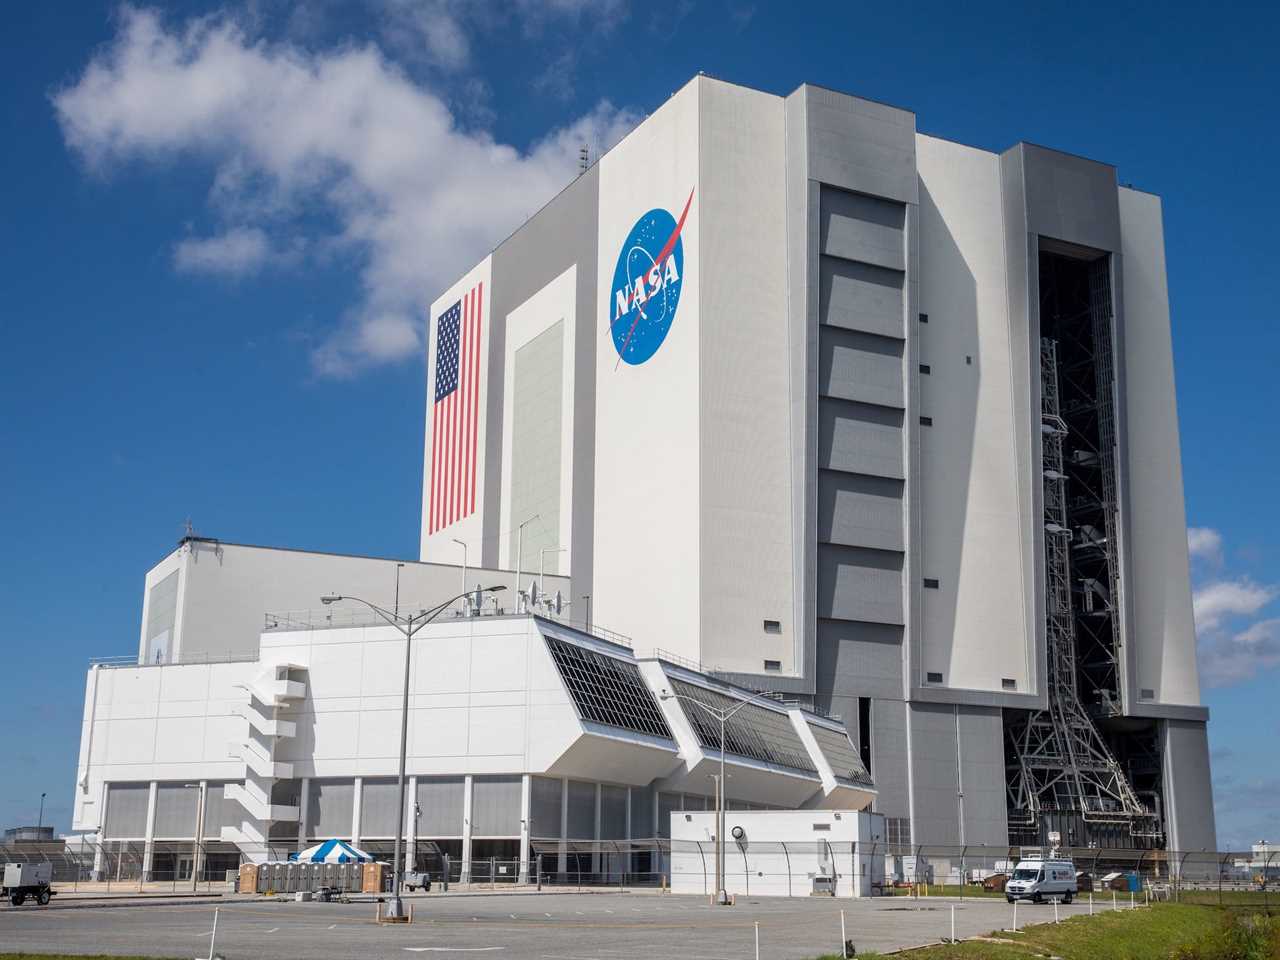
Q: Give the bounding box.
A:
[221,662,306,862]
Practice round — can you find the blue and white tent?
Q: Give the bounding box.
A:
[290,839,375,863]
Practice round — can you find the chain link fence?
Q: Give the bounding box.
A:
[2,839,1275,908]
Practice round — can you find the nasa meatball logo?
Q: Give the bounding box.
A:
[608,187,694,365]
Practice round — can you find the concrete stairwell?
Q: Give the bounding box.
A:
[221,662,306,862]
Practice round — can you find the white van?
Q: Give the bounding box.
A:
[1005,858,1077,903]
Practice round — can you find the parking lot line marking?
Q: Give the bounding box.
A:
[404,948,504,953]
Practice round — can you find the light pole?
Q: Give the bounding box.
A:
[451,539,467,605]
[658,688,781,905]
[182,782,205,891]
[322,584,506,919]
[37,792,45,831]
[514,515,539,611]
[539,547,566,604]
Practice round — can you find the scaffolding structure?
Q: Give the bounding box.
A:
[1004,336,1160,846]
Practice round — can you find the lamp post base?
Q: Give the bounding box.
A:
[383,895,406,920]
[716,889,731,905]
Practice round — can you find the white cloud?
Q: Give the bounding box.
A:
[1192,578,1276,632]
[1187,526,1223,564]
[1200,619,1280,687]
[53,6,639,376]
[174,226,273,276]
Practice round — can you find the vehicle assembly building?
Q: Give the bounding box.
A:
[72,75,1213,880]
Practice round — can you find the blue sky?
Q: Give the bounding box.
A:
[2,1,1276,848]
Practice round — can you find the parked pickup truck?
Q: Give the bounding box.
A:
[3,863,55,906]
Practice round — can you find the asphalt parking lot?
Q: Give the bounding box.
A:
[0,890,1128,959]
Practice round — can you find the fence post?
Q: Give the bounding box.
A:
[1176,850,1191,903]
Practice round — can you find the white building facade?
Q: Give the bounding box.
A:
[72,74,1213,868]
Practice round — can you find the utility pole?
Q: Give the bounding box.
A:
[452,540,468,609]
[514,515,539,612]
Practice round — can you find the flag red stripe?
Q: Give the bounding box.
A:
[453,291,465,527]
[470,282,482,514]
[462,287,473,523]
[429,400,438,534]
[454,290,468,524]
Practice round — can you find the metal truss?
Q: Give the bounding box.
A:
[1005,337,1161,845]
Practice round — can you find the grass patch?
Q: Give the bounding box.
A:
[812,903,1250,960]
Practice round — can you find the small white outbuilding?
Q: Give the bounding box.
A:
[669,809,887,898]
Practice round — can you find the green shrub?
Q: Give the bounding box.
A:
[1171,912,1280,960]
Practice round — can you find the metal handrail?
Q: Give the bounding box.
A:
[89,651,260,669]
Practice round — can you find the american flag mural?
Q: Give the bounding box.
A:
[428,282,483,534]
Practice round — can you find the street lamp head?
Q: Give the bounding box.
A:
[658,689,673,701]
[485,584,507,593]
[321,595,342,605]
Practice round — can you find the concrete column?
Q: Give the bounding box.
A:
[460,775,473,884]
[592,782,602,875]
[405,776,418,877]
[350,776,363,847]
[297,777,310,853]
[142,781,158,880]
[518,774,531,883]
[193,780,207,883]
[558,778,568,875]
[92,782,107,880]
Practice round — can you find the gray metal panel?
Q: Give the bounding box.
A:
[508,322,564,571]
[600,784,627,840]
[629,786,654,839]
[153,784,198,839]
[103,783,149,839]
[815,619,905,708]
[202,783,236,839]
[801,86,918,205]
[146,570,178,664]
[1162,720,1218,851]
[819,257,904,339]
[957,708,1009,846]
[908,703,961,845]
[529,776,562,840]
[565,780,596,839]
[485,166,598,598]
[470,775,521,836]
[817,470,904,552]
[306,780,354,839]
[816,543,904,625]
[999,145,1047,708]
[818,399,904,480]
[820,186,905,270]
[415,777,464,837]
[868,698,910,820]
[1018,143,1121,253]
[784,89,817,698]
[818,327,904,408]
[359,779,401,838]
[657,792,679,839]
